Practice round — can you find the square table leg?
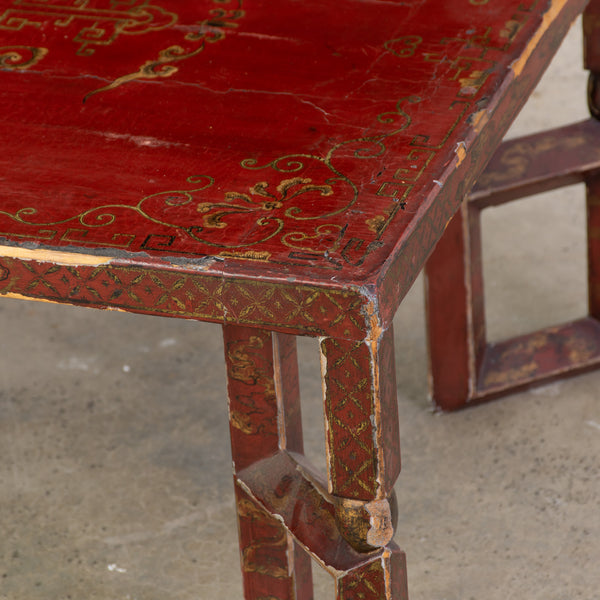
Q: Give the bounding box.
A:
[223,325,312,600]
[224,323,408,599]
[585,0,600,118]
[320,326,408,599]
[425,202,484,411]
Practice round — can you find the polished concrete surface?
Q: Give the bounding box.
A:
[1,19,599,600]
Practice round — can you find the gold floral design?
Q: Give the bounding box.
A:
[0,174,209,229]
[0,1,178,56]
[241,95,421,220]
[84,0,245,100]
[227,335,269,385]
[0,175,331,250]
[0,45,47,69]
[282,224,345,252]
[0,96,421,256]
[237,497,289,579]
[197,178,334,229]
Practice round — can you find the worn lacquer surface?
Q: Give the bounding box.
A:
[427,117,600,410]
[224,323,407,596]
[0,0,584,303]
[223,325,313,599]
[0,2,590,598]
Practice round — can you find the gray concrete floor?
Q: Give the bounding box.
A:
[1,18,599,600]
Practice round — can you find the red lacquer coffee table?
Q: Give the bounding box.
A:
[0,0,596,597]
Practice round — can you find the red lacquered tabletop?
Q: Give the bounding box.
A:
[0,0,583,322]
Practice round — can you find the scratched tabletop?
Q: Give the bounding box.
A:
[0,0,583,332]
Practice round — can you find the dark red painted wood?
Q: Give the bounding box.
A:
[584,0,600,74]
[477,317,600,399]
[377,0,586,328]
[471,119,600,208]
[237,450,409,598]
[273,333,304,455]
[587,172,600,319]
[0,0,593,597]
[320,327,400,502]
[426,205,477,411]
[238,451,365,573]
[235,483,313,600]
[0,0,587,312]
[223,325,312,599]
[428,118,600,409]
[335,547,408,600]
[0,256,369,338]
[224,326,280,471]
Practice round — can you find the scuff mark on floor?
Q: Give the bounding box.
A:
[107,563,127,573]
[585,420,600,432]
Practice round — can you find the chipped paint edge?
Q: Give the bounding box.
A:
[511,0,570,77]
[318,336,335,495]
[0,245,113,267]
[455,141,467,166]
[364,499,394,548]
[0,291,126,312]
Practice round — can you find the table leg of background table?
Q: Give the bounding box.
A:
[584,0,600,119]
[587,172,600,320]
[320,326,408,599]
[585,3,600,324]
[223,325,312,600]
[425,202,486,410]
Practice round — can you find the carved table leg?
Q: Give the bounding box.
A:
[425,202,485,410]
[587,172,600,319]
[584,0,600,118]
[223,325,312,600]
[320,325,408,599]
[584,5,600,323]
